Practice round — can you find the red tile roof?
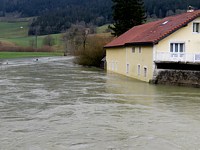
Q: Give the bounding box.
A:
[105,10,200,48]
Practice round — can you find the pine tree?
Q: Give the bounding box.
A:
[109,0,146,36]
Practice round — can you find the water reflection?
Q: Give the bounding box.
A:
[0,57,200,150]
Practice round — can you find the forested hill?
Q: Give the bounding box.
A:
[0,0,199,35]
[0,0,112,18]
[0,0,199,18]
[144,0,200,18]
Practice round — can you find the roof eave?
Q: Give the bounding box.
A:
[125,42,154,46]
[104,44,125,49]
[104,42,154,48]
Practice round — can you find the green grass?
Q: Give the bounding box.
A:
[5,33,63,48]
[96,24,110,33]
[0,20,111,52]
[0,21,64,49]
[0,22,28,38]
[0,52,63,59]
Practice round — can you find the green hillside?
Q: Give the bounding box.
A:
[0,21,63,49]
[0,22,28,38]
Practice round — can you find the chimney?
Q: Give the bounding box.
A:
[187,6,194,12]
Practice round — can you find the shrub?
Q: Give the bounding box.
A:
[75,35,112,67]
[0,45,54,52]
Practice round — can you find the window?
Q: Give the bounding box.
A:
[115,62,118,71]
[132,47,136,53]
[144,67,147,77]
[170,43,185,57]
[137,65,141,75]
[126,64,129,74]
[138,47,142,53]
[193,23,200,33]
[112,62,115,71]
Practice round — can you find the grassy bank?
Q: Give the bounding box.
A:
[0,52,63,59]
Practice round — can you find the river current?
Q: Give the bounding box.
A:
[0,57,200,150]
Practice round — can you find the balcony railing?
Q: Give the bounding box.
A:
[155,52,200,63]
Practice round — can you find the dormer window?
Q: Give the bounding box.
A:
[193,23,199,33]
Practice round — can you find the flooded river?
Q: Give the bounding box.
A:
[0,57,200,150]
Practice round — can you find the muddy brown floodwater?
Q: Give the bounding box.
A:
[0,57,200,150]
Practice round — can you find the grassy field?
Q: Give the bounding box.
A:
[0,20,111,59]
[0,21,64,49]
[0,52,63,59]
[5,33,63,48]
[0,21,28,38]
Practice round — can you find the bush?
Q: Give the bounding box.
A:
[75,35,112,67]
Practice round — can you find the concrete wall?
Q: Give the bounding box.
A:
[153,69,200,88]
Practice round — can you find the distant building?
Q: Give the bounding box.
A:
[104,10,200,83]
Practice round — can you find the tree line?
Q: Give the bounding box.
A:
[0,0,199,35]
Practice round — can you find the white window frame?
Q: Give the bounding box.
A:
[170,42,185,58]
[193,22,200,33]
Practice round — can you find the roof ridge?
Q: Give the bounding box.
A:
[105,10,200,48]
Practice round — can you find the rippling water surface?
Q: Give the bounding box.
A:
[1,57,200,150]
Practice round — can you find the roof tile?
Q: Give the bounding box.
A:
[105,10,200,48]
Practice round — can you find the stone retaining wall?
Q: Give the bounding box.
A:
[151,69,200,88]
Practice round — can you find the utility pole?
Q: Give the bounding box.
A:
[35,26,40,49]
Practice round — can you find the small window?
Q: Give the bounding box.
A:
[112,62,115,71]
[170,43,185,53]
[179,43,184,52]
[132,47,135,53]
[175,43,178,52]
[170,44,173,52]
[193,23,200,33]
[138,47,142,53]
[109,62,112,70]
[126,64,129,74]
[115,62,118,71]
[137,65,141,75]
[144,67,147,77]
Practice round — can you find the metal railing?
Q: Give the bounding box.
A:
[155,52,200,63]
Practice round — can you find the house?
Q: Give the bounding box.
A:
[104,10,200,83]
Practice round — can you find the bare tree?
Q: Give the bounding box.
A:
[62,22,93,55]
[43,35,55,46]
